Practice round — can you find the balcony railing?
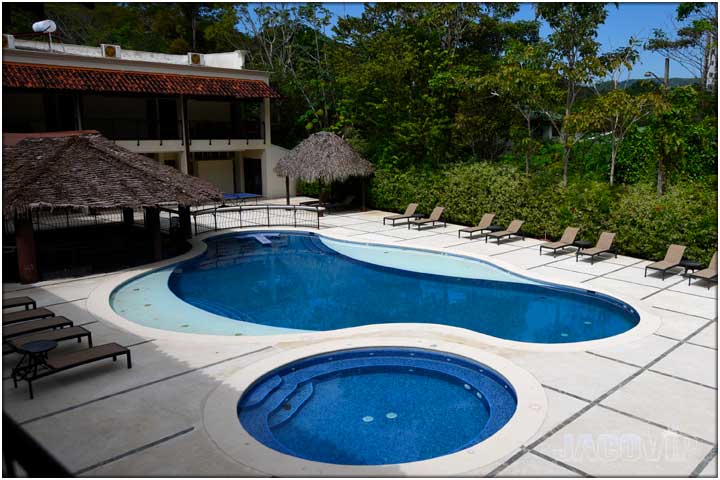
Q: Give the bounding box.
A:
[85,119,265,145]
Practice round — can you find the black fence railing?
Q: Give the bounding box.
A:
[3,412,71,477]
[85,118,265,145]
[191,205,321,235]
[189,120,265,145]
[3,209,127,235]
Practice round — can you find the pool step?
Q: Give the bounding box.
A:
[249,233,280,246]
[268,382,314,428]
[239,375,283,408]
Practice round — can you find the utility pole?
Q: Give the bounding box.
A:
[664,57,669,88]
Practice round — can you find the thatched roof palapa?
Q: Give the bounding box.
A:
[3,132,223,218]
[274,132,373,183]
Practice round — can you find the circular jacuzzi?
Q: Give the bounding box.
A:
[237,348,517,465]
[203,338,547,476]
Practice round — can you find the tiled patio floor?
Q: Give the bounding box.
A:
[3,203,717,477]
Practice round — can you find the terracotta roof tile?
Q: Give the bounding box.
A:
[2,62,280,99]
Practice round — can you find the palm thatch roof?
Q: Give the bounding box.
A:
[274,131,373,183]
[3,132,222,218]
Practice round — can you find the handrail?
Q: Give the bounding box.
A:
[190,204,322,235]
[3,411,71,477]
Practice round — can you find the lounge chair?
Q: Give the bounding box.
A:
[3,308,55,326]
[539,227,580,256]
[4,326,92,355]
[325,195,356,212]
[458,213,495,239]
[299,191,330,207]
[383,203,419,226]
[576,232,616,264]
[3,296,37,311]
[408,207,446,230]
[486,220,524,244]
[3,316,73,339]
[687,252,718,288]
[13,342,131,399]
[644,244,686,280]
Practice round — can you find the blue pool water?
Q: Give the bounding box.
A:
[156,231,639,342]
[237,348,517,465]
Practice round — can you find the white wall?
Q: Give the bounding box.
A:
[264,144,296,199]
[196,160,235,193]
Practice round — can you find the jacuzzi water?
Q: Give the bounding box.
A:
[237,347,517,465]
[110,231,640,341]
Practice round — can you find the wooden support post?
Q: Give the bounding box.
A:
[178,205,192,239]
[361,177,367,212]
[14,214,39,284]
[144,207,162,261]
[285,176,290,205]
[122,208,134,227]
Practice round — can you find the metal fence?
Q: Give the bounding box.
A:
[3,208,128,235]
[191,205,321,235]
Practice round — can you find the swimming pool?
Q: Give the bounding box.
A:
[237,347,517,465]
[111,231,640,343]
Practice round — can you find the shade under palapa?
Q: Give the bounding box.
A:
[274,131,373,183]
[2,132,223,218]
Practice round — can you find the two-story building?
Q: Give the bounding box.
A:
[2,35,294,198]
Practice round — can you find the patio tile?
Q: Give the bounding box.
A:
[688,322,717,349]
[528,388,590,444]
[498,451,582,477]
[398,233,476,249]
[527,266,595,284]
[82,427,268,476]
[583,276,659,300]
[605,266,686,289]
[653,309,712,340]
[534,406,714,477]
[338,221,399,233]
[669,278,718,299]
[645,290,718,320]
[651,343,717,388]
[492,248,572,270]
[602,255,646,267]
[548,256,627,276]
[377,226,444,240]
[320,215,367,227]
[601,370,717,443]
[589,334,677,367]
[347,232,402,244]
[509,351,638,401]
[317,226,367,238]
[2,274,121,308]
[447,238,531,258]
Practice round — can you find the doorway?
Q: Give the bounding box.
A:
[243,158,262,195]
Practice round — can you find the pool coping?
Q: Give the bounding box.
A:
[86,226,661,353]
[202,337,548,477]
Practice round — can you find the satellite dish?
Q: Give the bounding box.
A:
[32,20,57,34]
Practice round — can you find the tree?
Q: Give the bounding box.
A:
[485,40,563,174]
[535,3,609,186]
[647,3,718,91]
[570,90,660,186]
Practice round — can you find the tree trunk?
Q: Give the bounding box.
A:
[525,116,532,176]
[609,140,617,186]
[657,156,665,197]
[561,132,570,187]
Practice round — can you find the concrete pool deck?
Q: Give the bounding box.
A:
[2,201,717,477]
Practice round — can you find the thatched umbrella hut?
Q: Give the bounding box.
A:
[274,131,374,207]
[3,131,223,283]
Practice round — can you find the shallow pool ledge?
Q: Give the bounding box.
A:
[87,226,661,353]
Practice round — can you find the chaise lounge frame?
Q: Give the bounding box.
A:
[539,227,580,256]
[486,220,524,245]
[383,203,420,226]
[408,207,446,230]
[458,213,495,239]
[644,244,686,280]
[575,232,617,265]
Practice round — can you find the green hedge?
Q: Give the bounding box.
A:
[369,162,717,265]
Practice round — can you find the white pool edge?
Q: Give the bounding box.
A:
[202,337,548,477]
[86,226,661,353]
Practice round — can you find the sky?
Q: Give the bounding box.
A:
[318,2,689,80]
